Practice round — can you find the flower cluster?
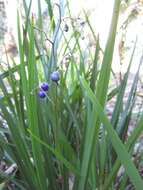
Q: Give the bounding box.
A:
[38,71,60,99]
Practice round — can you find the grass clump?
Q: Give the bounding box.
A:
[0,0,143,189]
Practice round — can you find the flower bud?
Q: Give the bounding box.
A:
[38,91,46,98]
[64,24,69,32]
[40,82,49,91]
[50,71,60,82]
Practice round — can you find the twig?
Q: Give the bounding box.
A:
[34,26,53,45]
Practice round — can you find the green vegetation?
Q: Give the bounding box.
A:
[0,0,143,189]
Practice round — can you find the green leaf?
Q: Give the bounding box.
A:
[80,77,143,190]
[28,129,79,176]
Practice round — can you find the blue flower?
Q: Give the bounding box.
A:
[38,91,46,98]
[40,82,49,91]
[50,71,60,82]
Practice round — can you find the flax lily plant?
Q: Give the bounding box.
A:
[0,0,143,189]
